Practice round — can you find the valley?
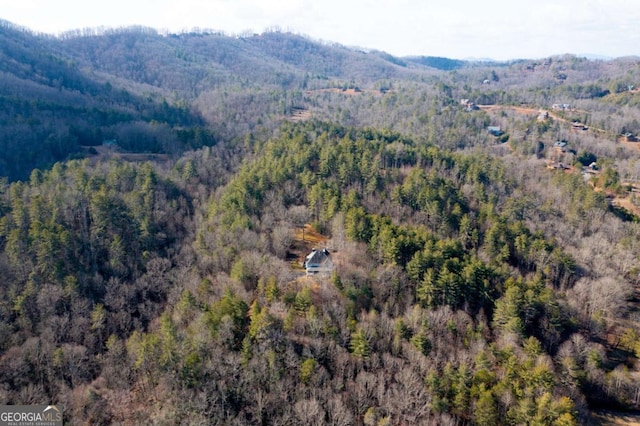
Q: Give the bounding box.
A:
[0,18,640,424]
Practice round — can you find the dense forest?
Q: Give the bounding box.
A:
[1,18,640,425]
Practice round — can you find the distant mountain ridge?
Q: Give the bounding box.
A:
[0,18,458,180]
[404,56,466,70]
[57,29,428,92]
[0,18,634,181]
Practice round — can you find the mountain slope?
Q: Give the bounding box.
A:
[2,18,640,425]
[59,29,420,94]
[404,55,467,70]
[0,21,433,181]
[0,21,210,180]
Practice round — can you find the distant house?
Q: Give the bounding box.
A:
[551,103,571,111]
[538,111,549,121]
[624,133,637,142]
[554,140,568,151]
[461,99,479,111]
[571,121,588,131]
[487,126,503,136]
[304,248,333,275]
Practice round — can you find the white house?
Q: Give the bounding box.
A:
[487,126,503,137]
[304,249,333,275]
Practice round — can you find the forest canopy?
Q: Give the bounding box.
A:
[1,19,640,424]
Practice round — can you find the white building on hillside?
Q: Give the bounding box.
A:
[304,249,333,275]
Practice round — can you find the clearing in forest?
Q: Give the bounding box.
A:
[305,88,384,96]
[82,145,170,163]
[288,107,311,122]
[289,224,330,269]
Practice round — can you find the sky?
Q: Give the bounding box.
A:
[1,0,639,60]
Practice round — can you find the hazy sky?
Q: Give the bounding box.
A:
[1,0,638,60]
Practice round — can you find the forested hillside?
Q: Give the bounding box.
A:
[0,19,428,181]
[1,18,640,425]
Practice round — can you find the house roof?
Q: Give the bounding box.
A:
[487,126,504,136]
[304,249,334,274]
[305,248,331,265]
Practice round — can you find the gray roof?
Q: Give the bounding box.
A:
[305,249,330,265]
